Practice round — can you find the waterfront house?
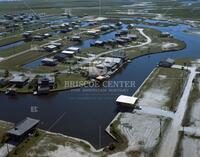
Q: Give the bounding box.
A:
[67,47,80,53]
[87,29,100,36]
[54,53,67,62]
[41,58,58,66]
[128,24,135,29]
[91,40,104,46]
[110,52,128,62]
[104,57,123,66]
[7,117,40,142]
[37,75,55,94]
[100,25,110,31]
[9,74,29,88]
[61,50,75,57]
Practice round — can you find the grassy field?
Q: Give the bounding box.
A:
[126,28,186,60]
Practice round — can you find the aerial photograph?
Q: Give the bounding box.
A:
[0,0,200,156]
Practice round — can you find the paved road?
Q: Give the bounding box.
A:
[155,66,196,157]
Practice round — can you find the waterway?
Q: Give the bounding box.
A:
[1,19,200,148]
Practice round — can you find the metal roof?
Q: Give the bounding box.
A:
[116,95,138,105]
[7,117,40,136]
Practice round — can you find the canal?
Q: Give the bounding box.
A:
[0,19,200,149]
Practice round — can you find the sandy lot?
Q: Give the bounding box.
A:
[118,112,162,152]
[26,137,98,157]
[180,136,200,157]
[137,88,169,110]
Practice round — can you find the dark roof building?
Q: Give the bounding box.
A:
[7,117,40,142]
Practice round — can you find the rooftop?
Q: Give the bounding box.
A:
[116,95,138,106]
[7,117,40,136]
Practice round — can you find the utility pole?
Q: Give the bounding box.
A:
[99,125,101,149]
[99,0,102,17]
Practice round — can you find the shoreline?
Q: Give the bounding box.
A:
[0,42,186,95]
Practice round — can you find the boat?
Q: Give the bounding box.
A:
[5,88,16,96]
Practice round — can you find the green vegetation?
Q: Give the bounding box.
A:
[0,121,13,147]
[126,28,186,60]
[54,73,88,91]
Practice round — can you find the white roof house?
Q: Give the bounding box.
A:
[67,47,80,52]
[104,57,122,64]
[42,58,57,62]
[61,50,75,55]
[46,45,57,49]
[116,95,138,106]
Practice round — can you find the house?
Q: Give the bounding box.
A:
[51,42,62,49]
[22,31,33,41]
[61,50,75,57]
[54,53,67,61]
[87,29,100,36]
[116,38,127,44]
[71,36,82,42]
[37,75,55,94]
[7,117,40,142]
[127,34,138,41]
[110,52,128,62]
[67,47,80,53]
[158,58,175,68]
[128,24,135,29]
[33,35,43,41]
[104,57,123,66]
[41,58,58,66]
[43,33,52,39]
[9,74,29,88]
[91,40,104,46]
[44,45,57,52]
[100,25,110,31]
[120,29,129,35]
[160,32,172,38]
